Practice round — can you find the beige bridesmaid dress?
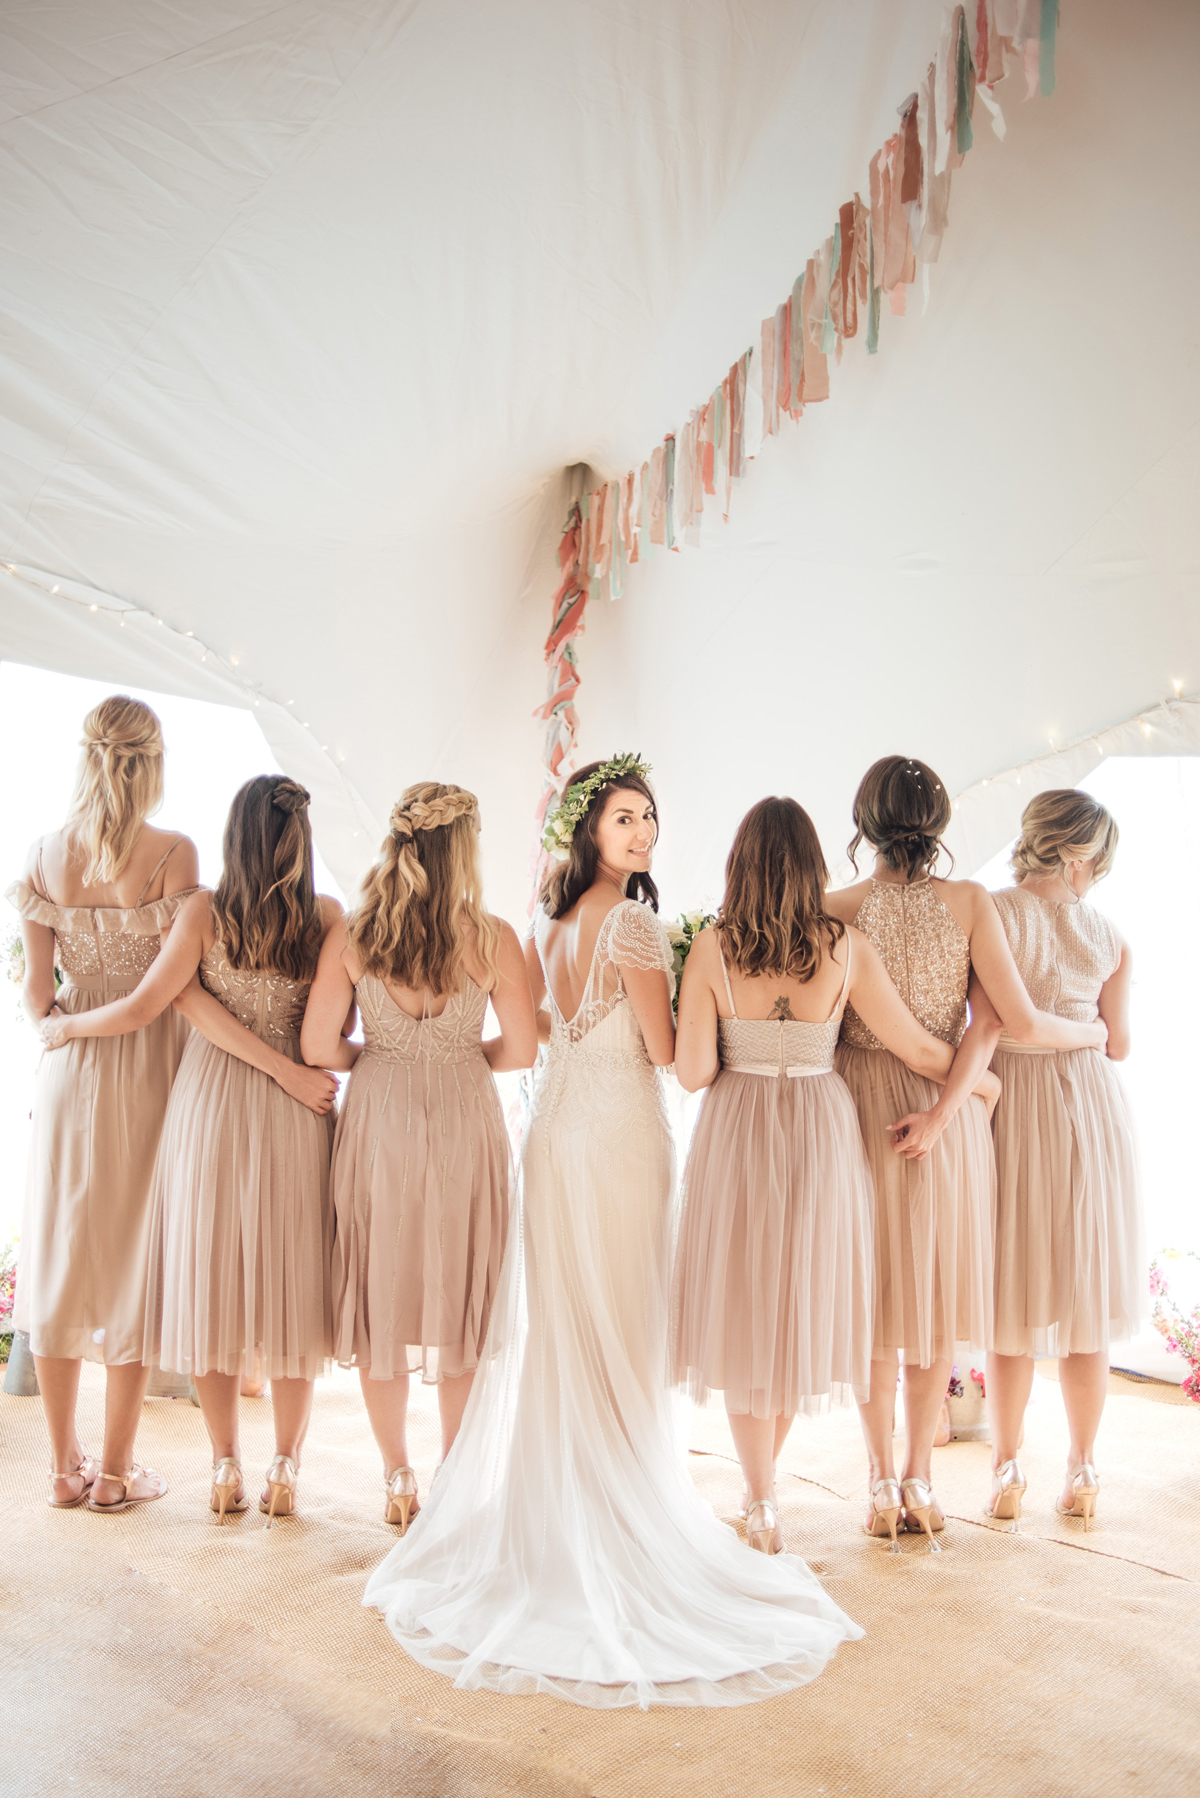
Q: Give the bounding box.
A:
[6,840,196,1365]
[330,976,511,1383]
[144,928,334,1381]
[834,879,995,1366]
[990,887,1143,1356]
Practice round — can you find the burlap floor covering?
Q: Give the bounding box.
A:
[1,1363,1195,1798]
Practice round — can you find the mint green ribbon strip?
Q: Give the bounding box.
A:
[1040,0,1057,96]
[866,219,880,355]
[664,435,676,551]
[956,9,974,154]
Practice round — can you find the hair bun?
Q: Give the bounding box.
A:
[272,779,311,815]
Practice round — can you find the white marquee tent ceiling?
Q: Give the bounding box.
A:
[1,0,1197,919]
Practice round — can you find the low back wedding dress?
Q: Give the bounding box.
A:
[364,896,862,1708]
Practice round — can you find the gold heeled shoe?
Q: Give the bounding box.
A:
[864,1478,903,1553]
[745,1498,783,1555]
[47,1454,99,1509]
[901,1478,944,1554]
[384,1466,419,1532]
[260,1454,298,1529]
[1056,1462,1099,1531]
[210,1458,248,1524]
[986,1458,1027,1533]
[86,1465,168,1513]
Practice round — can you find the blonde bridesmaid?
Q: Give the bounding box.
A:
[8,696,199,1512]
[825,756,1109,1549]
[42,776,344,1524]
[301,783,536,1530]
[978,789,1140,1532]
[673,796,997,1555]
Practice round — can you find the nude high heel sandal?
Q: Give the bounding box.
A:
[1056,1463,1099,1531]
[745,1498,783,1555]
[210,1458,248,1524]
[384,1466,419,1532]
[864,1478,903,1553]
[260,1455,298,1528]
[986,1459,1027,1533]
[901,1478,944,1554]
[47,1454,99,1509]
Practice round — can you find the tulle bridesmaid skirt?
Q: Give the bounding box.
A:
[991,1045,1144,1357]
[834,1044,995,1366]
[672,1068,874,1418]
[144,1033,334,1381]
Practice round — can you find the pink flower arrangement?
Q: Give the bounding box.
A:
[1149,1253,1200,1405]
[0,1236,16,1334]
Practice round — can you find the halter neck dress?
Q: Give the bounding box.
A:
[834,878,995,1367]
[330,974,511,1382]
[990,887,1143,1356]
[6,838,197,1364]
[143,924,334,1382]
[672,936,874,1417]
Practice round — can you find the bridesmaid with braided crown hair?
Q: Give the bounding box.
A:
[825,756,1109,1550]
[302,782,537,1529]
[9,696,199,1513]
[41,775,345,1523]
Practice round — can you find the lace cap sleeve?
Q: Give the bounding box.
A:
[606,901,671,976]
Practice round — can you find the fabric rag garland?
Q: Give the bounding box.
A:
[533,0,1059,873]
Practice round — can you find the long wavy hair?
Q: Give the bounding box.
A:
[211,776,324,979]
[64,695,164,885]
[847,754,954,882]
[539,761,660,920]
[347,782,501,996]
[719,796,844,981]
[1011,788,1118,883]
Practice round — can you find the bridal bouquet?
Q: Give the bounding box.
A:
[664,911,716,1014]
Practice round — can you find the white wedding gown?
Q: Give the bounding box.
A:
[364,899,862,1708]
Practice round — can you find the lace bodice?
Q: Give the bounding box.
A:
[992,886,1118,1021]
[198,933,312,1044]
[356,973,489,1064]
[7,877,199,993]
[534,899,673,1050]
[839,878,969,1052]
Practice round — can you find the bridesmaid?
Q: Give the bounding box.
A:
[672,796,998,1555]
[979,789,1139,1532]
[825,756,1109,1548]
[41,776,343,1523]
[8,695,199,1512]
[301,782,536,1530]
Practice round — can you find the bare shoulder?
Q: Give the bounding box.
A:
[174,887,214,931]
[153,828,199,892]
[318,894,345,926]
[824,879,870,923]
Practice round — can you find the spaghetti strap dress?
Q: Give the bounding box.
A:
[672,939,874,1417]
[990,887,1143,1356]
[834,879,995,1367]
[6,839,197,1364]
[144,926,334,1381]
[329,975,512,1383]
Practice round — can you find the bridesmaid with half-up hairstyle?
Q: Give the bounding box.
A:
[825,757,1109,1551]
[301,783,536,1531]
[42,775,345,1525]
[10,695,199,1514]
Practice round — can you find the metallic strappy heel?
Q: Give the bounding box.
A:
[864,1478,903,1552]
[1056,1462,1099,1531]
[46,1454,99,1509]
[901,1477,944,1553]
[745,1498,783,1555]
[210,1458,248,1524]
[384,1466,419,1533]
[260,1454,298,1528]
[986,1458,1027,1533]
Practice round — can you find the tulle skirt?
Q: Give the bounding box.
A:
[330,1048,511,1382]
[144,1031,334,1381]
[672,1068,874,1417]
[991,1046,1144,1357]
[835,1044,995,1366]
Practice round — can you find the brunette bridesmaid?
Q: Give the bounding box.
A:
[825,757,1108,1548]
[9,696,199,1512]
[301,782,536,1530]
[978,789,1140,1532]
[41,776,344,1524]
[672,796,997,1555]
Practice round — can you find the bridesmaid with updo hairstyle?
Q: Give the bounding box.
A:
[825,757,1108,1549]
[9,696,199,1513]
[673,796,999,1556]
[302,782,536,1531]
[977,789,1139,1534]
[42,775,344,1524]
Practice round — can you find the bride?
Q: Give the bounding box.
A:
[364,754,862,1708]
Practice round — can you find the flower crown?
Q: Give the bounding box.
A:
[541,752,652,858]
